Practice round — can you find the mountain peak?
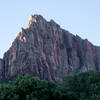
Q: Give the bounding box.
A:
[29,14,46,23]
[0,14,100,83]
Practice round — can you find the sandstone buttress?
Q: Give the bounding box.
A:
[0,14,100,83]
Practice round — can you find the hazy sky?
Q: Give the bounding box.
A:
[0,0,100,58]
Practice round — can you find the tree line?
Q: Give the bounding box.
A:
[0,70,100,100]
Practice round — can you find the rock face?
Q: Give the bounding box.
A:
[0,59,4,82]
[0,14,100,83]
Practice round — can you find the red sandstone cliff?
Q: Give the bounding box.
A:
[0,14,100,83]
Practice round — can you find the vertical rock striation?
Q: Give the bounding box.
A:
[0,14,100,83]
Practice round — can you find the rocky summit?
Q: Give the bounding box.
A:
[0,14,100,83]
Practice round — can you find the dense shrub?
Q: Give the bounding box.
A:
[0,71,100,100]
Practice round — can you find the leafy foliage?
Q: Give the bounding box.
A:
[60,70,100,100]
[0,71,100,100]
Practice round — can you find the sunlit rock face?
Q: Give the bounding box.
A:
[0,14,100,83]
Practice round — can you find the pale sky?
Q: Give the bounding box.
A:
[0,0,100,58]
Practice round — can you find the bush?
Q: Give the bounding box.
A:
[0,71,100,100]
